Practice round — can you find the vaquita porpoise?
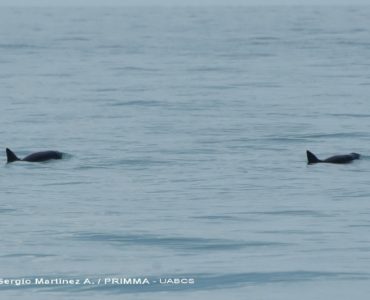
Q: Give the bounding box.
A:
[306,150,360,165]
[6,148,63,163]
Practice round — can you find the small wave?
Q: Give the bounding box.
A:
[261,136,308,143]
[218,52,274,59]
[107,100,161,107]
[0,43,42,50]
[263,132,370,142]
[301,132,370,139]
[61,153,73,160]
[56,37,90,42]
[0,208,16,214]
[242,210,330,218]
[74,232,288,251]
[186,66,237,73]
[192,215,237,221]
[326,113,370,118]
[43,181,86,186]
[0,253,55,258]
[38,73,71,78]
[250,36,280,41]
[189,271,370,290]
[93,88,120,93]
[111,66,159,73]
[114,158,170,168]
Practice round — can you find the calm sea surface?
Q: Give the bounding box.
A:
[1,6,370,299]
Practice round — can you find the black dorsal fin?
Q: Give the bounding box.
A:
[306,150,321,164]
[6,148,20,163]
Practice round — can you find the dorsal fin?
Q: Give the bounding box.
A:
[6,148,20,163]
[306,150,321,164]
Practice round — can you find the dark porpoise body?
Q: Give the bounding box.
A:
[307,150,360,165]
[6,148,63,163]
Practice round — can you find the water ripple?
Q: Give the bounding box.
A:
[74,232,288,251]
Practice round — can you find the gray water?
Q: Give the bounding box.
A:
[1,6,370,299]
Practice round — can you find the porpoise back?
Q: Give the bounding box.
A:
[23,151,63,162]
[6,148,63,163]
[307,150,360,165]
[322,153,360,164]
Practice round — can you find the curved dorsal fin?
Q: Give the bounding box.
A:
[306,150,321,164]
[6,148,20,163]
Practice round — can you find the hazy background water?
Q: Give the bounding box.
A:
[1,6,370,299]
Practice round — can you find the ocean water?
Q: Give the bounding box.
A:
[1,5,370,299]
